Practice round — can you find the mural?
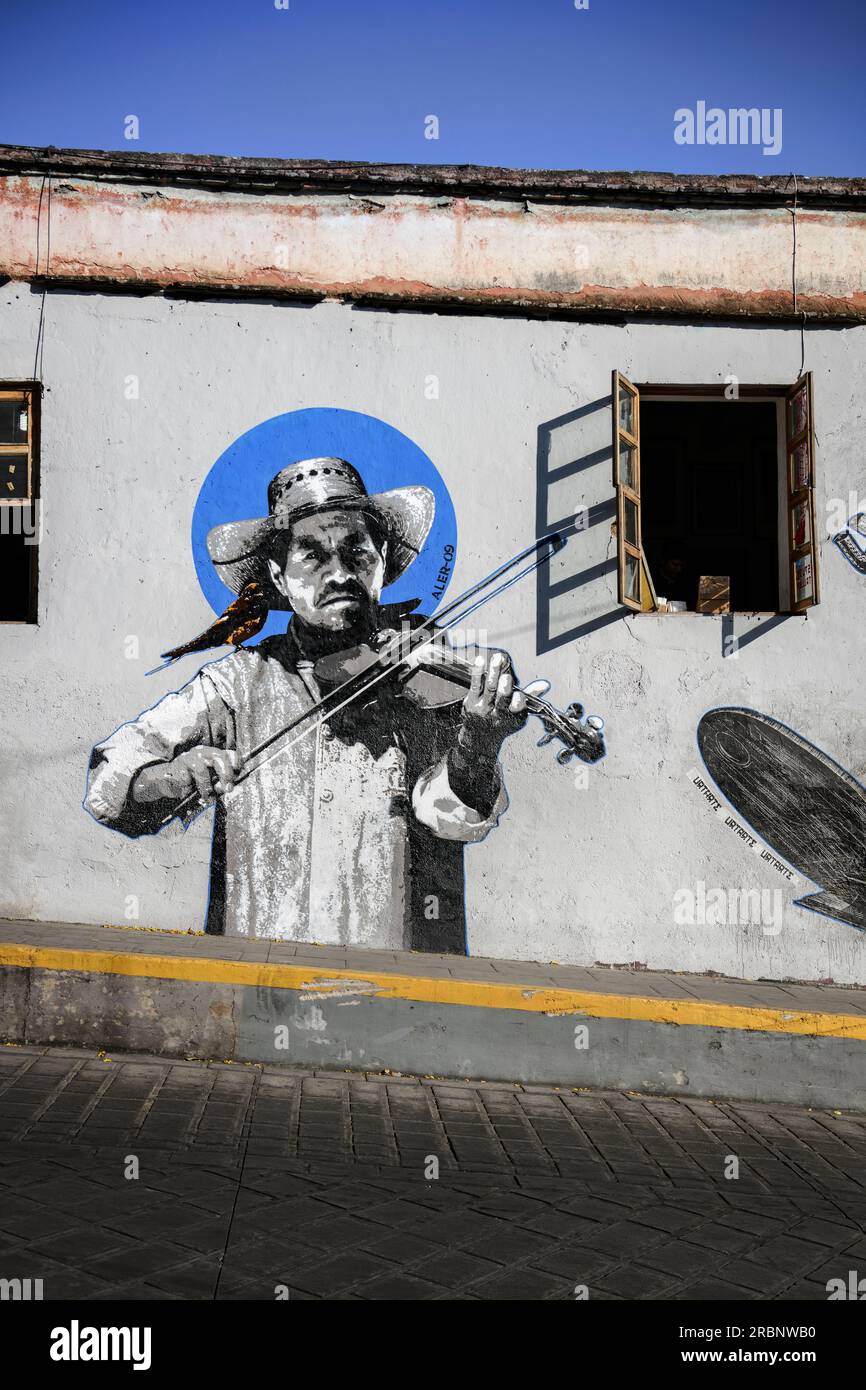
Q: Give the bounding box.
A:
[84,416,605,954]
[697,707,866,932]
[833,511,866,575]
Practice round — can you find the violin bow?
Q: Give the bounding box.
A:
[159,532,566,827]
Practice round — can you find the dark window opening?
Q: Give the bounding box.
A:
[0,530,37,622]
[0,384,39,624]
[641,400,780,613]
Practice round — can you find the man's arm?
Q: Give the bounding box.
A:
[132,746,239,809]
[85,672,237,837]
[412,650,525,844]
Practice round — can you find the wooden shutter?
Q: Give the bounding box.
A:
[612,370,656,611]
[786,372,819,611]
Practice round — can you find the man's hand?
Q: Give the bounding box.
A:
[445,650,525,818]
[132,748,240,805]
[460,650,527,756]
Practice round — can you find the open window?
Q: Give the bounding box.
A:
[0,384,39,623]
[611,373,819,615]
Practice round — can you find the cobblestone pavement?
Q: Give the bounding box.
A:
[1,1045,865,1301]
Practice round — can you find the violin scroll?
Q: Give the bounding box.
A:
[533,699,606,766]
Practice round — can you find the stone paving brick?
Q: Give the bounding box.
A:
[747,1234,834,1274]
[355,1271,447,1300]
[675,1279,759,1300]
[473,1267,565,1299]
[514,1209,601,1240]
[530,1245,614,1280]
[713,1209,789,1237]
[360,1197,439,1229]
[680,1221,757,1254]
[715,1259,800,1295]
[641,1239,722,1278]
[781,1277,841,1300]
[359,1230,444,1263]
[582,1220,668,1257]
[411,1249,501,1288]
[631,1206,704,1235]
[172,1220,234,1254]
[28,1228,130,1263]
[301,1212,389,1251]
[407,1209,510,1247]
[462,1227,554,1264]
[145,1257,220,1298]
[287,1251,394,1296]
[84,1240,195,1282]
[594,1263,677,1299]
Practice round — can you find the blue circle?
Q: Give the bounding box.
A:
[191,408,457,640]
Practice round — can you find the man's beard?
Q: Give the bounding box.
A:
[291,588,379,658]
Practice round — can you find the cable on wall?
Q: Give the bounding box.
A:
[32,174,51,382]
[786,171,807,378]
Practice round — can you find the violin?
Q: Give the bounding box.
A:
[313,623,606,766]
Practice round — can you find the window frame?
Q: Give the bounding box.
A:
[0,381,41,625]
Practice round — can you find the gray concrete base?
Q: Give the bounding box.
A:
[3,961,866,1110]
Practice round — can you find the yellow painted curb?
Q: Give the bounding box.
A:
[1,941,865,1039]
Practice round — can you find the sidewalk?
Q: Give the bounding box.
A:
[2,919,866,1108]
[1,1045,866,1300]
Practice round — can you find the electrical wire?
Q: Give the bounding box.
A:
[787,172,807,377]
[32,175,51,382]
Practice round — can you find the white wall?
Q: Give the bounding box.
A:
[1,282,864,983]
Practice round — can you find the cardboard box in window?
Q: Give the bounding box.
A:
[696,575,730,614]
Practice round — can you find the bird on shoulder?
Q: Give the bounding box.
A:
[145,581,269,675]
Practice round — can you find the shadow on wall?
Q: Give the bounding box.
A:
[536,396,622,655]
[720,612,797,658]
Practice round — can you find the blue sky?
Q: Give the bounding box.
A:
[0,0,863,175]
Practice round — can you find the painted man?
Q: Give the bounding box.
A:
[85,459,527,953]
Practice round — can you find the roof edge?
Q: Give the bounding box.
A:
[1,144,865,208]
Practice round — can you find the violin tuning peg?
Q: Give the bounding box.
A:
[586,715,605,732]
[566,702,585,720]
[556,749,575,765]
[537,732,555,747]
